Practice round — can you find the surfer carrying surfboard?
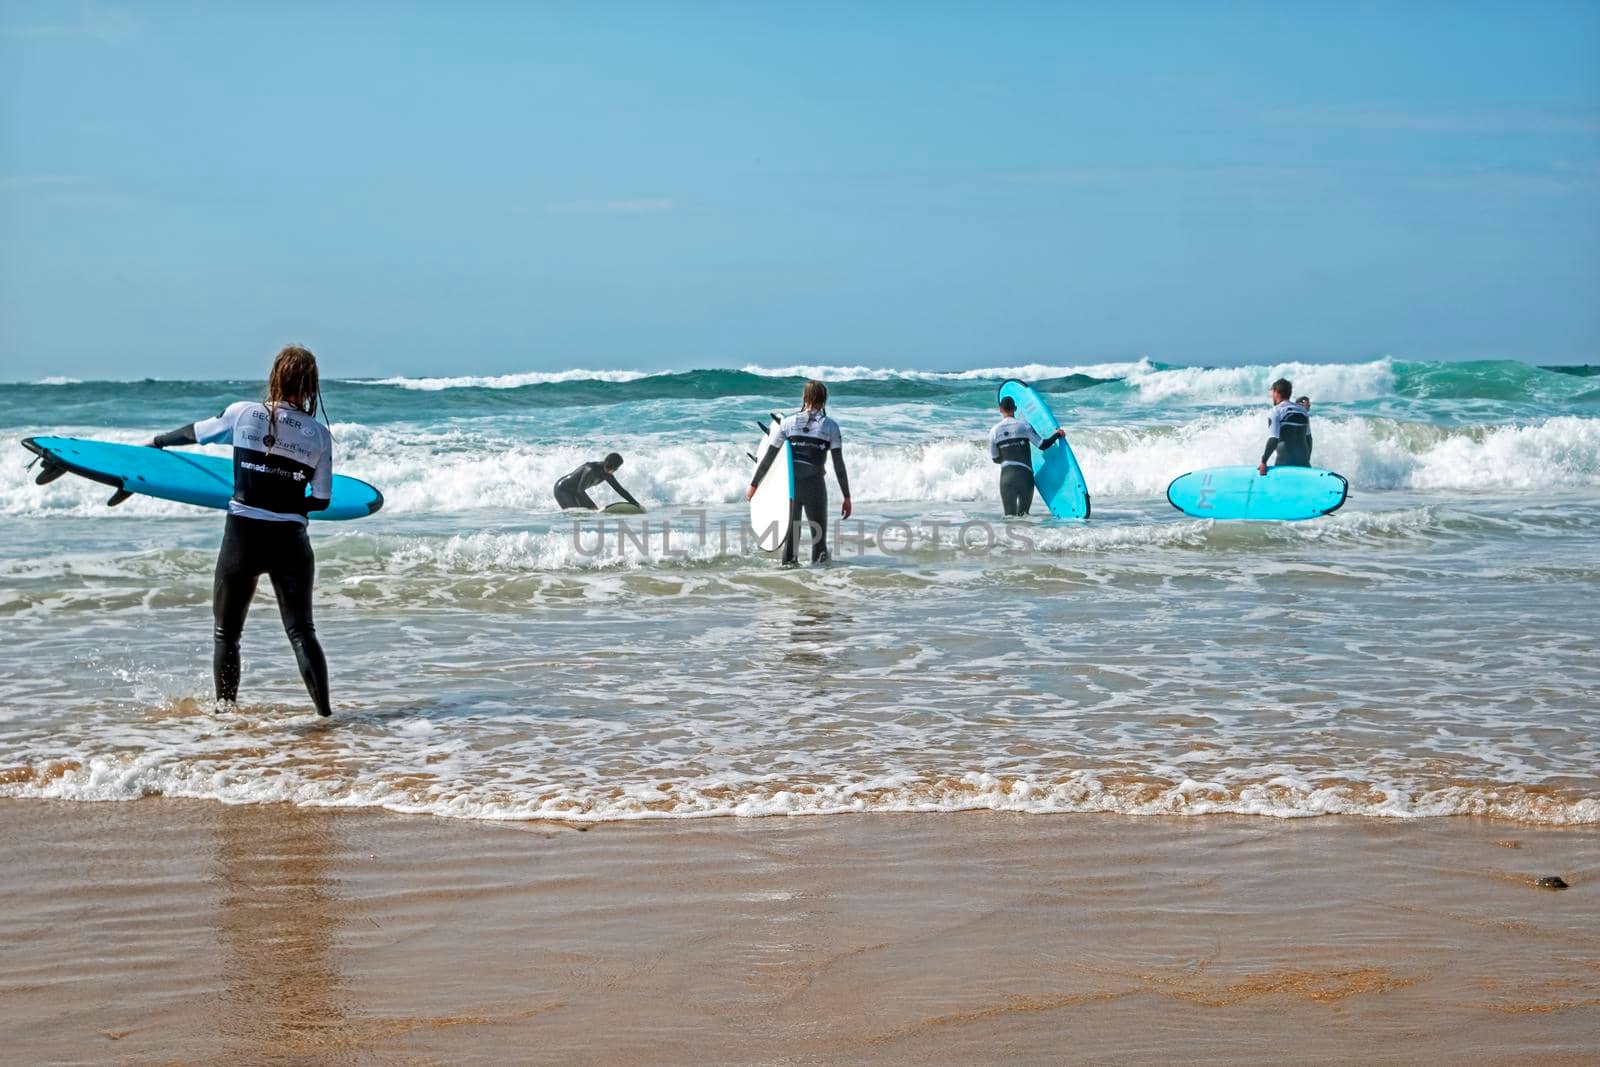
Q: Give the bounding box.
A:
[989,396,1066,516]
[1258,378,1312,475]
[553,453,639,511]
[747,380,852,565]
[148,345,335,717]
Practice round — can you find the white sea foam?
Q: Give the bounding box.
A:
[360,368,652,390]
[6,415,1597,519]
[1118,357,1398,404]
[739,360,1153,382]
[7,755,1597,825]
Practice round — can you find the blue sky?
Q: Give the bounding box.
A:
[3,1,1598,379]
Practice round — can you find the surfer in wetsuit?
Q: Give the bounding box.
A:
[989,396,1066,516]
[150,345,334,716]
[1258,378,1312,475]
[553,453,639,510]
[747,380,852,565]
[1296,396,1314,463]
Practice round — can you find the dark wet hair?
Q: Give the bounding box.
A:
[802,380,828,410]
[1271,377,1293,399]
[605,452,623,469]
[999,396,1016,414]
[265,345,319,442]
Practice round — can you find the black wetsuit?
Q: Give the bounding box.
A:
[999,466,1035,517]
[554,461,638,510]
[1262,401,1313,468]
[155,401,334,716]
[989,416,1061,516]
[752,410,850,565]
[213,515,329,716]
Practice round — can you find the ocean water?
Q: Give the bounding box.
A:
[2,357,1598,824]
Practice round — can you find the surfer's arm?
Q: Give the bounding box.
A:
[830,447,852,519]
[750,443,782,490]
[1037,429,1065,451]
[1259,436,1280,474]
[604,473,639,507]
[150,424,197,448]
[305,444,333,514]
[192,403,248,445]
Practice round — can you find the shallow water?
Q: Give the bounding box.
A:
[2,358,1598,823]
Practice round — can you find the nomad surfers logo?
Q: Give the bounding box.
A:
[568,510,1041,559]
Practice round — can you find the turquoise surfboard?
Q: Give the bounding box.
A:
[21,436,384,520]
[1167,465,1347,521]
[996,380,1091,519]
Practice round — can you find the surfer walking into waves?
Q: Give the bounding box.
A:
[1296,396,1314,463]
[553,453,639,510]
[149,345,335,717]
[989,395,1066,516]
[748,380,852,565]
[1258,378,1312,475]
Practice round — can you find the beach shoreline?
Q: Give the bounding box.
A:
[3,798,1596,1064]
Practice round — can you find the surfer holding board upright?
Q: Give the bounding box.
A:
[747,380,852,565]
[148,345,336,717]
[989,395,1066,516]
[1258,378,1312,475]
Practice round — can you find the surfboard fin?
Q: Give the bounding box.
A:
[35,462,68,486]
[106,488,133,507]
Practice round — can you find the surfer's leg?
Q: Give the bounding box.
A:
[1000,467,1030,516]
[782,495,801,565]
[268,526,332,717]
[799,477,829,563]
[212,516,261,705]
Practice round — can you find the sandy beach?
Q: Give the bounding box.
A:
[2,800,1596,1064]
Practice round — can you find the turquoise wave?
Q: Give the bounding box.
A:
[4,360,1594,428]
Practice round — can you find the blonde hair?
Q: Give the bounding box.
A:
[802,379,828,410]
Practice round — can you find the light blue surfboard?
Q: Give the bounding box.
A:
[1167,465,1347,521]
[996,380,1091,519]
[21,435,384,520]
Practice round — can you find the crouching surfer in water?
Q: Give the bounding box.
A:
[989,396,1066,516]
[747,380,852,565]
[150,345,334,716]
[1258,378,1312,475]
[553,452,640,510]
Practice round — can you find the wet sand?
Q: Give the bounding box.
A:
[2,801,1597,1064]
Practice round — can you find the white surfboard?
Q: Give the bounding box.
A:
[748,417,793,553]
